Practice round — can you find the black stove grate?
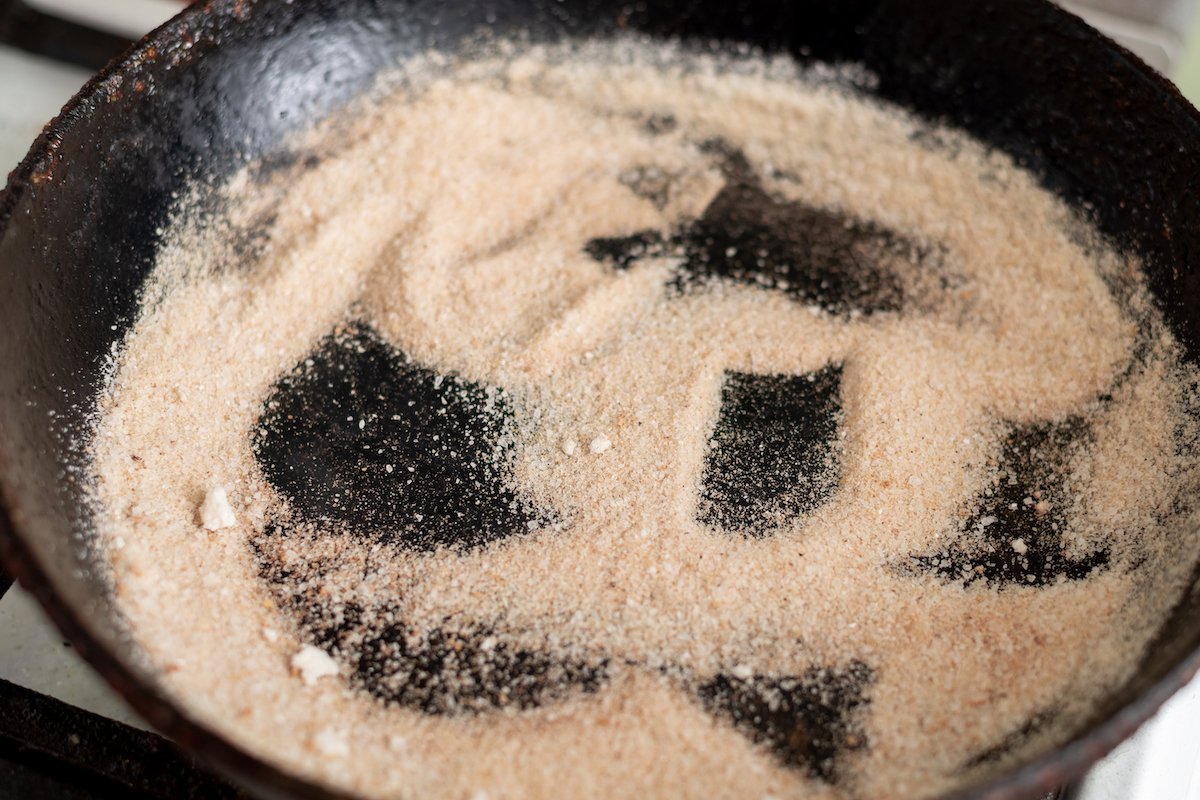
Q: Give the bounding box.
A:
[0,575,245,800]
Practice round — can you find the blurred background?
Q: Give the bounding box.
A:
[0,1,1198,799]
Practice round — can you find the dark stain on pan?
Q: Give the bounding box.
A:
[252,321,549,553]
[583,143,924,317]
[698,365,843,536]
[903,418,1110,588]
[698,660,873,781]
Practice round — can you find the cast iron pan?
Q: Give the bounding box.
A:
[2,0,1200,797]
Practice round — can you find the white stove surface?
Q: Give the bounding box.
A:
[2,2,1200,797]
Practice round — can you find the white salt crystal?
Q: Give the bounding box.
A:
[313,728,349,758]
[561,438,578,456]
[291,645,339,685]
[1011,538,1028,555]
[589,435,612,454]
[262,627,280,643]
[198,486,236,530]
[731,663,753,680]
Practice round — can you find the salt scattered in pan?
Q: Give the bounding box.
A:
[88,38,1200,800]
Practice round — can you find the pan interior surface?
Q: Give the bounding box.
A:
[2,2,1200,799]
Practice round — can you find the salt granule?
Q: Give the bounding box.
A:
[313,729,349,758]
[198,486,236,530]
[291,645,339,685]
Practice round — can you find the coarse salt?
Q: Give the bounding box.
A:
[291,645,339,685]
[198,486,236,530]
[313,728,349,758]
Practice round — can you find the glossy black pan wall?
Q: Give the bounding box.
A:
[1,0,1199,797]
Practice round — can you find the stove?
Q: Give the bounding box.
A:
[0,1,1198,798]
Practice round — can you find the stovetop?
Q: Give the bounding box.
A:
[0,580,247,798]
[0,1,1198,798]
